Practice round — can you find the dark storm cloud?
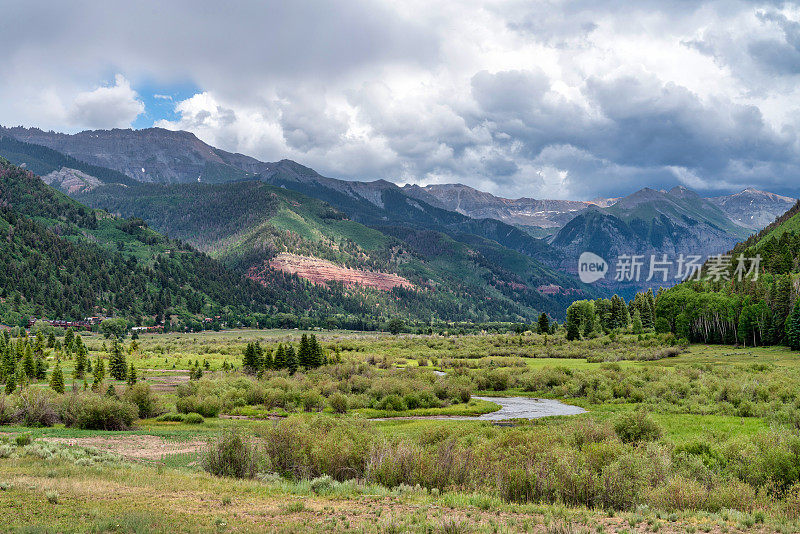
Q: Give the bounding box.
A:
[2,0,800,199]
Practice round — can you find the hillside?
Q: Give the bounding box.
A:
[72,177,592,321]
[0,158,276,327]
[651,198,800,347]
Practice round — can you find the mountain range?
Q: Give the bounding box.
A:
[0,132,594,324]
[0,125,793,302]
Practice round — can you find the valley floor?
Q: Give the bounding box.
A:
[2,330,800,532]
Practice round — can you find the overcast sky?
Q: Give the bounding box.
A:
[2,0,800,200]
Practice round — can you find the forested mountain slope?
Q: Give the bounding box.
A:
[73,178,592,321]
[649,199,800,347]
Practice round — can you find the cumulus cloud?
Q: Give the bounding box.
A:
[3,0,800,199]
[67,74,144,129]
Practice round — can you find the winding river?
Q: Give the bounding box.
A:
[469,396,586,420]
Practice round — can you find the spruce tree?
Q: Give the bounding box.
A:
[298,334,310,368]
[632,310,643,334]
[785,300,800,351]
[92,356,105,391]
[109,338,127,381]
[537,313,550,334]
[262,348,274,370]
[286,345,298,374]
[242,342,262,374]
[74,348,86,380]
[47,331,56,349]
[64,328,74,348]
[14,362,27,390]
[566,319,580,341]
[127,363,137,385]
[49,360,65,394]
[35,353,47,380]
[5,371,15,394]
[308,335,322,367]
[22,345,35,380]
[273,344,286,369]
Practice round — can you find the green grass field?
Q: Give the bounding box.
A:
[3,329,800,532]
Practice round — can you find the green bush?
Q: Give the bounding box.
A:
[262,416,375,480]
[613,412,663,443]
[176,395,221,418]
[123,382,162,419]
[203,430,260,478]
[0,394,13,425]
[68,395,138,430]
[328,392,349,414]
[183,412,204,424]
[12,388,59,427]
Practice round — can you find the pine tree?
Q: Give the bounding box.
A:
[5,370,16,394]
[286,345,298,374]
[308,335,322,368]
[298,334,310,368]
[105,384,118,398]
[22,345,35,380]
[49,360,65,394]
[785,300,800,351]
[537,313,550,334]
[35,353,47,380]
[74,347,86,380]
[109,338,127,381]
[273,344,287,369]
[64,328,74,349]
[92,356,105,391]
[632,310,643,334]
[127,363,137,385]
[47,331,56,349]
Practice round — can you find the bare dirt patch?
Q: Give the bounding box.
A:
[39,434,206,461]
[256,253,413,291]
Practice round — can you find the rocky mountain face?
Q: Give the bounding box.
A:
[408,182,795,236]
[40,167,102,194]
[548,187,756,297]
[709,188,797,230]
[0,126,259,184]
[403,183,606,228]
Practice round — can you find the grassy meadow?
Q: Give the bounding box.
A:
[2,329,800,532]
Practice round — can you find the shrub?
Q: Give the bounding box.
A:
[12,388,59,427]
[262,416,375,480]
[203,430,260,478]
[122,382,162,419]
[176,395,221,418]
[645,475,708,511]
[0,394,12,425]
[69,395,138,430]
[375,394,407,412]
[328,392,349,414]
[183,412,204,424]
[15,433,32,446]
[613,412,662,443]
